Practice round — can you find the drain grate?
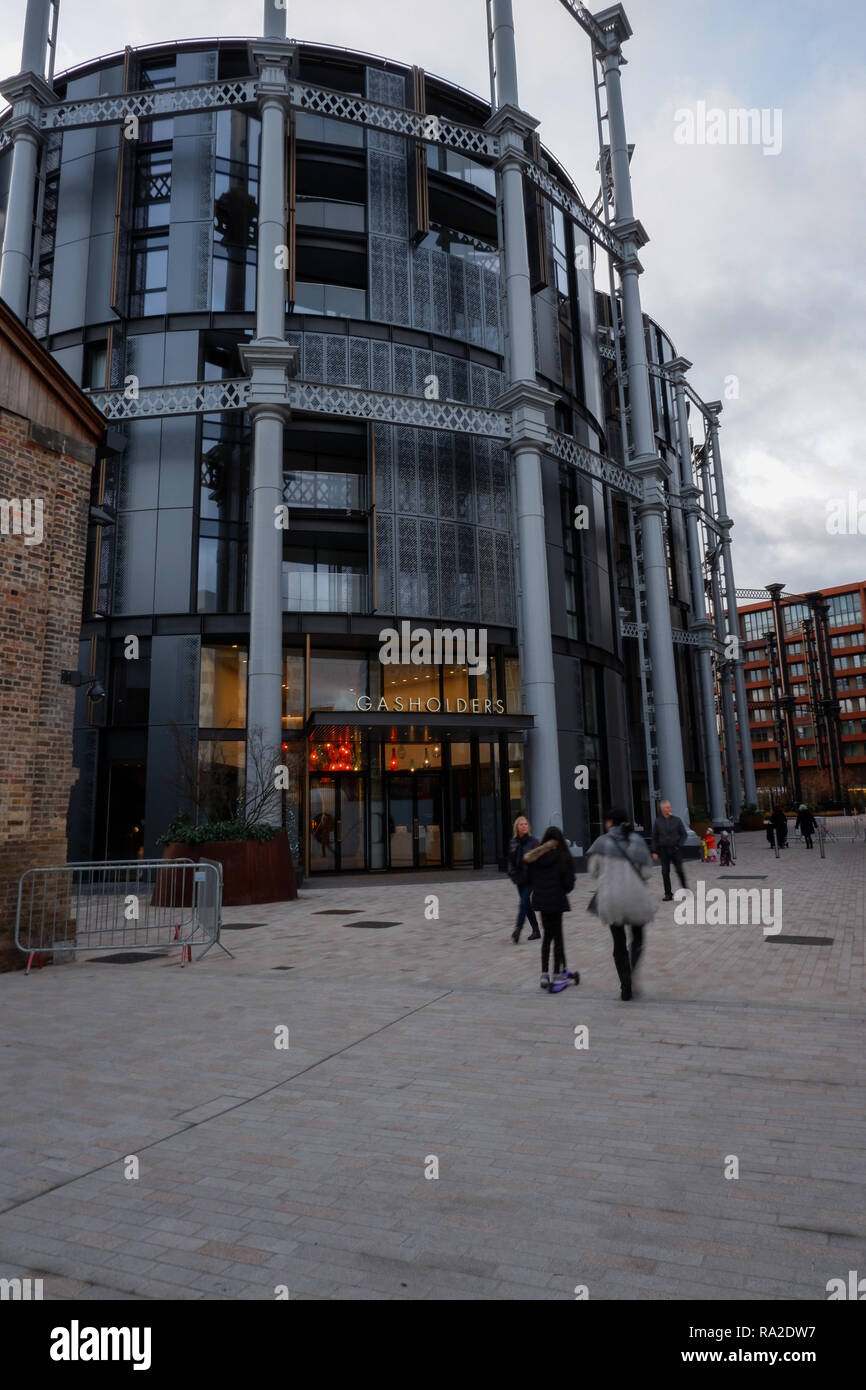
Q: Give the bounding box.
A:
[220,922,266,931]
[766,934,833,946]
[314,909,364,915]
[89,952,166,965]
[271,965,294,970]
[343,920,401,929]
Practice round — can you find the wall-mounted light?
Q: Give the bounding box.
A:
[60,670,105,703]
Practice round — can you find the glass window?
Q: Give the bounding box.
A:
[197,740,245,823]
[789,662,805,677]
[504,656,521,715]
[131,233,169,316]
[293,282,366,318]
[199,645,247,729]
[443,665,469,706]
[310,652,368,711]
[507,741,526,828]
[294,112,365,147]
[743,608,773,641]
[197,533,248,614]
[111,637,151,725]
[296,198,365,232]
[283,651,304,728]
[426,145,496,196]
[828,592,862,628]
[382,663,439,705]
[282,548,367,613]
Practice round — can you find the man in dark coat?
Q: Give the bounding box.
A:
[651,800,688,901]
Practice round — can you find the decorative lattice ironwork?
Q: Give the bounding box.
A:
[525,161,625,259]
[547,428,643,501]
[621,620,702,648]
[87,376,510,439]
[286,381,510,439]
[41,80,258,133]
[289,81,498,157]
[88,380,251,422]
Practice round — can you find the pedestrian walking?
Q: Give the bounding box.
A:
[651,799,688,900]
[718,830,734,866]
[523,827,575,990]
[588,809,656,1001]
[507,815,540,943]
[795,803,817,850]
[771,804,789,849]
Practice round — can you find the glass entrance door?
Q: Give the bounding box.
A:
[310,775,365,872]
[386,774,442,869]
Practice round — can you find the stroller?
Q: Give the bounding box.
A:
[718,832,734,867]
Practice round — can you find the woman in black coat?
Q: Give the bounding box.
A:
[523,827,576,988]
[795,804,817,849]
[507,815,540,943]
[770,805,789,849]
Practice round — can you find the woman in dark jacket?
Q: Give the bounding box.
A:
[523,827,576,989]
[770,805,789,849]
[795,804,817,849]
[507,816,541,942]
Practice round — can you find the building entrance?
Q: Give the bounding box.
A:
[386,773,443,869]
[309,775,365,873]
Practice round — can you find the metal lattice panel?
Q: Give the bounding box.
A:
[411,246,432,331]
[465,262,484,348]
[478,529,496,622]
[494,532,515,625]
[303,333,324,383]
[325,335,347,385]
[42,80,258,133]
[474,437,493,527]
[375,511,394,614]
[396,427,418,515]
[438,523,457,617]
[621,620,702,648]
[436,434,456,521]
[547,428,643,501]
[397,515,419,611]
[290,80,498,158]
[348,337,370,389]
[418,430,437,517]
[419,518,440,615]
[374,422,393,511]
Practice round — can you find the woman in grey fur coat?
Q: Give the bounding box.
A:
[587,808,656,1001]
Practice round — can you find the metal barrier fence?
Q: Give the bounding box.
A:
[15,860,234,974]
[817,815,866,843]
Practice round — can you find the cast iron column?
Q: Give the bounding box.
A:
[706,404,757,808]
[598,7,693,834]
[242,19,297,805]
[487,0,563,832]
[670,360,726,825]
[766,583,802,805]
[0,0,54,320]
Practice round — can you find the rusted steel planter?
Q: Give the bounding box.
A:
[160,831,297,906]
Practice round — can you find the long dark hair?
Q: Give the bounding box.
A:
[605,807,633,834]
[541,825,572,873]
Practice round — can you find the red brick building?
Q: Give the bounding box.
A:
[737,581,866,808]
[0,301,104,967]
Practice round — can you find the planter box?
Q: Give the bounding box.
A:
[160,831,298,907]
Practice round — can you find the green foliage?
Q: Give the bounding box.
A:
[159,812,279,846]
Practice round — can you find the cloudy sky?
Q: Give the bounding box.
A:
[2,0,864,594]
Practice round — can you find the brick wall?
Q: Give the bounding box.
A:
[0,407,92,968]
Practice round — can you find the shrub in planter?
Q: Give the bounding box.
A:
[158,814,297,906]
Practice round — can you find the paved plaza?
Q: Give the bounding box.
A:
[0,831,864,1301]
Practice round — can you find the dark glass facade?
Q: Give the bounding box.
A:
[0,37,713,871]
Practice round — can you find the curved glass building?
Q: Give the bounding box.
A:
[0,1,756,874]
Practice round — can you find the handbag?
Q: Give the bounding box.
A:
[589,833,649,917]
